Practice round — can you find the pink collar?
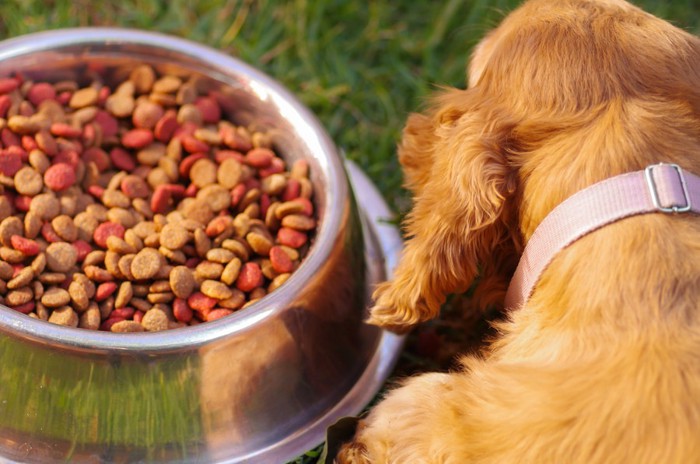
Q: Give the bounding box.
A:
[504,163,700,309]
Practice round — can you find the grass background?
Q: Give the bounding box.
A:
[0,1,699,463]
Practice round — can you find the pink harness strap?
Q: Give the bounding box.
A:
[504,163,700,309]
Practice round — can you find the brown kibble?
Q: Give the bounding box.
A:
[130,247,165,280]
[159,223,190,250]
[268,273,291,292]
[14,166,44,196]
[30,192,61,220]
[141,308,169,332]
[220,257,242,286]
[69,280,90,312]
[205,247,235,264]
[196,184,231,212]
[200,279,233,300]
[280,214,316,231]
[152,75,182,94]
[0,261,13,280]
[111,320,145,333]
[7,267,34,290]
[246,231,273,256]
[48,306,78,327]
[6,287,34,306]
[168,265,195,299]
[69,87,99,109]
[105,93,135,118]
[115,281,134,308]
[41,287,71,308]
[0,216,23,247]
[130,65,156,94]
[78,303,101,330]
[218,289,246,310]
[217,158,243,189]
[45,242,78,272]
[189,158,217,188]
[51,215,78,242]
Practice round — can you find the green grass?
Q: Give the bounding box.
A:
[0,0,699,211]
[0,1,699,463]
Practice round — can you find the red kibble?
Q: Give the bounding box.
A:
[122,129,154,149]
[244,147,274,168]
[100,316,126,331]
[87,185,105,198]
[10,235,40,256]
[0,95,11,118]
[0,150,23,177]
[259,157,286,177]
[150,185,172,214]
[173,298,193,323]
[44,162,76,191]
[187,292,217,312]
[6,145,27,162]
[185,183,198,198]
[214,150,245,164]
[13,195,32,212]
[1,128,20,147]
[41,222,62,243]
[133,310,145,324]
[292,197,314,216]
[11,264,23,278]
[73,240,93,262]
[235,262,264,292]
[11,301,35,314]
[111,307,135,318]
[181,135,210,153]
[50,122,82,138]
[54,149,80,168]
[205,216,232,237]
[282,178,301,201]
[21,135,38,152]
[109,147,136,171]
[94,110,119,138]
[185,257,200,268]
[277,227,308,248]
[153,111,179,143]
[95,282,118,302]
[230,183,246,208]
[161,183,186,197]
[93,221,126,249]
[0,78,20,94]
[260,193,271,218]
[195,96,221,124]
[206,308,233,322]
[98,86,111,105]
[82,123,97,146]
[173,121,197,140]
[120,175,150,199]
[269,246,294,273]
[178,153,207,178]
[57,91,72,106]
[243,178,260,190]
[82,147,111,171]
[27,82,56,107]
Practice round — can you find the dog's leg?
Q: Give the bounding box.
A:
[335,372,467,464]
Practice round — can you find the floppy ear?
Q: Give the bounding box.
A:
[367,88,518,331]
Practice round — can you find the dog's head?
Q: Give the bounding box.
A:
[395,0,700,315]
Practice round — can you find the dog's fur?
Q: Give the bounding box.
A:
[336,0,700,462]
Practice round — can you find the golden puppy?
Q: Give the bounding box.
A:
[337,0,700,462]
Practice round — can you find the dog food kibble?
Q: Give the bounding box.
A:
[0,66,315,330]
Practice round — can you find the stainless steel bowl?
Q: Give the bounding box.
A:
[0,28,403,463]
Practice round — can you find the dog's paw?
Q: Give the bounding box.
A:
[334,441,372,464]
[365,282,434,333]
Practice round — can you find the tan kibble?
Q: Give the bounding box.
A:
[130,247,165,280]
[0,261,13,280]
[38,272,68,285]
[137,143,166,166]
[220,257,242,286]
[30,193,60,220]
[205,247,235,264]
[115,281,134,308]
[51,215,79,242]
[105,93,135,118]
[102,190,131,209]
[193,228,211,257]
[221,238,250,261]
[78,303,101,330]
[261,174,287,196]
[73,212,99,241]
[14,167,43,196]
[130,65,156,94]
[69,87,99,109]
[194,128,221,145]
[196,184,231,212]
[69,280,90,312]
[45,242,78,273]
[181,199,214,226]
[141,308,169,332]
[195,261,224,280]
[6,287,33,306]
[218,289,246,310]
[200,279,233,300]
[111,320,145,333]
[189,158,217,188]
[177,104,202,125]
[28,149,51,174]
[216,158,243,189]
[0,216,23,246]
[281,214,316,231]
[246,232,273,256]
[7,267,34,290]
[41,287,71,308]
[0,196,12,222]
[152,75,182,94]
[48,306,79,327]
[159,223,189,250]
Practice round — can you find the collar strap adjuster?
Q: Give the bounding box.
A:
[645,163,691,213]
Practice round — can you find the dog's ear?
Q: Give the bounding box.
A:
[368,88,519,330]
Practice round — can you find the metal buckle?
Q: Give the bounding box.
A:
[644,163,692,213]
